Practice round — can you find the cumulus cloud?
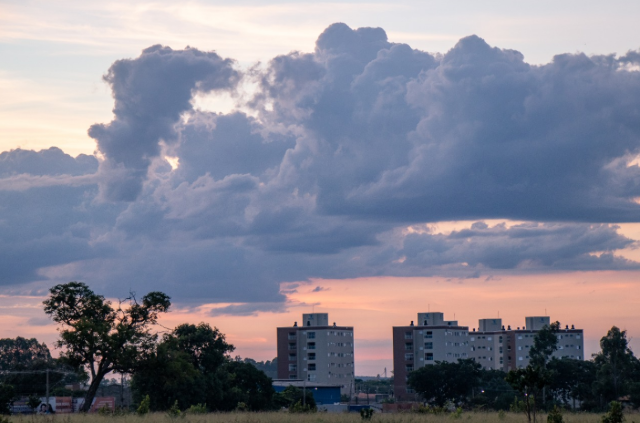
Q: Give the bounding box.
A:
[2,24,640,310]
[89,45,240,201]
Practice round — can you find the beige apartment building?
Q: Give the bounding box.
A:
[276,313,355,394]
[392,312,470,400]
[393,313,584,401]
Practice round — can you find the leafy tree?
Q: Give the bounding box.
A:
[547,358,597,409]
[506,365,550,423]
[407,359,482,407]
[529,322,560,368]
[0,384,14,415]
[601,401,624,423]
[132,322,274,412]
[273,386,316,410]
[43,282,171,412]
[242,357,278,379]
[0,337,84,397]
[215,360,275,411]
[593,327,638,403]
[469,369,517,411]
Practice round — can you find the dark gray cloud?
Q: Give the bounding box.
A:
[89,45,240,201]
[1,24,640,311]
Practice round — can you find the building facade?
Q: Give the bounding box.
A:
[277,313,355,394]
[393,313,584,401]
[392,312,470,401]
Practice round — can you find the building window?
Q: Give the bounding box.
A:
[308,374,316,381]
[307,342,316,350]
[308,363,316,371]
[425,331,433,339]
[288,353,296,361]
[289,364,297,372]
[308,353,316,360]
[405,343,413,351]
[425,342,433,349]
[425,353,434,361]
[288,343,296,350]
[307,332,316,339]
[499,336,503,343]
[405,364,414,372]
[405,331,413,340]
[405,353,414,361]
[288,332,296,340]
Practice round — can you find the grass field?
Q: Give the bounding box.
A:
[5,411,634,423]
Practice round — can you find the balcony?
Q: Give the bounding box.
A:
[404,353,414,361]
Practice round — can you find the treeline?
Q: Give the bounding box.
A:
[0,283,295,414]
[408,323,640,420]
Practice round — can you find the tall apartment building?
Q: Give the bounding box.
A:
[276,313,355,394]
[392,312,470,401]
[393,313,584,401]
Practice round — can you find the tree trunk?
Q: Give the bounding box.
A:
[80,372,106,412]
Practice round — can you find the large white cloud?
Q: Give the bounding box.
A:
[1,23,640,309]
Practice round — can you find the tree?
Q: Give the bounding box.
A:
[547,358,597,409]
[272,386,316,411]
[529,322,560,368]
[0,384,14,415]
[0,337,85,397]
[506,365,549,423]
[43,282,171,412]
[593,327,638,404]
[407,359,482,407]
[215,360,275,411]
[132,322,267,412]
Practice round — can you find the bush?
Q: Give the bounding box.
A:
[167,400,182,418]
[498,410,506,420]
[187,403,207,414]
[602,401,624,423]
[360,408,374,420]
[137,395,150,415]
[450,407,463,419]
[547,405,563,423]
[289,400,316,413]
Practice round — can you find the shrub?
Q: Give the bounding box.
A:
[289,400,316,413]
[547,405,564,423]
[187,403,207,414]
[136,395,150,415]
[602,401,624,423]
[360,408,374,420]
[167,400,182,418]
[498,410,506,420]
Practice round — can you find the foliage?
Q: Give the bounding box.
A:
[601,401,624,423]
[547,405,563,423]
[529,322,560,368]
[407,359,482,406]
[167,400,182,418]
[241,357,278,379]
[27,395,41,412]
[547,358,597,408]
[273,386,316,411]
[288,400,316,413]
[594,327,639,404]
[360,408,374,420]
[187,403,207,414]
[0,384,14,415]
[469,369,518,411]
[137,395,150,415]
[506,366,548,422]
[132,322,274,412]
[43,282,171,412]
[450,407,463,419]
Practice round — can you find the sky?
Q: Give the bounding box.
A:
[2,0,640,376]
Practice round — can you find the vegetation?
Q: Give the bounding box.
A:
[43,282,171,412]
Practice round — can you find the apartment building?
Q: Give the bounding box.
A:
[393,313,584,400]
[276,313,355,394]
[392,312,470,401]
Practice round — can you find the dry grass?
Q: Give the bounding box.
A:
[5,411,627,423]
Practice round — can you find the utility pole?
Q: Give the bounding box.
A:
[120,373,125,409]
[45,369,50,407]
